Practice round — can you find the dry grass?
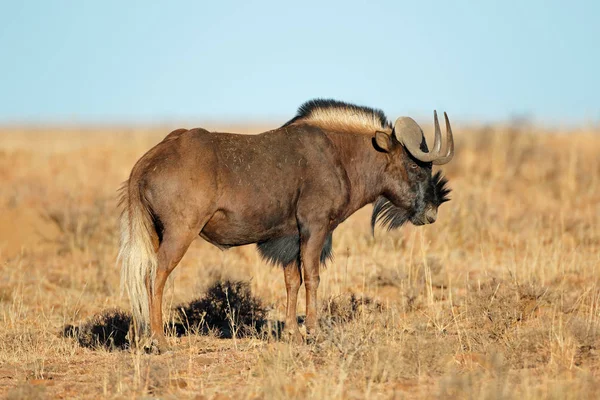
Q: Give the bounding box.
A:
[0,122,599,399]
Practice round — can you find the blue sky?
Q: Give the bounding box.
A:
[1,1,598,124]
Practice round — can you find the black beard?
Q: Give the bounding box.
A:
[371,196,410,232]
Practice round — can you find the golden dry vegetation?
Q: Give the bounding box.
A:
[0,122,599,399]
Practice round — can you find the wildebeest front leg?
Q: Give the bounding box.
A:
[300,227,328,336]
[283,263,303,342]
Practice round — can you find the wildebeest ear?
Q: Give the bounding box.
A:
[373,131,392,152]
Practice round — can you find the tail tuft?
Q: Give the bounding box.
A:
[117,182,158,336]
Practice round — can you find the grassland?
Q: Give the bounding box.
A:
[0,121,599,399]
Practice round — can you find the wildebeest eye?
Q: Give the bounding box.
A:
[410,163,418,169]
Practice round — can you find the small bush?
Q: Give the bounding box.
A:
[175,280,267,338]
[63,309,131,350]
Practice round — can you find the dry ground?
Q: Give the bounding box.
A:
[0,121,599,399]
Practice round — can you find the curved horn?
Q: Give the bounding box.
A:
[432,112,454,165]
[393,111,454,164]
[432,110,442,153]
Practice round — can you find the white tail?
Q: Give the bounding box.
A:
[117,183,157,334]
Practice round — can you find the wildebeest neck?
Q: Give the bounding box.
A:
[323,130,388,220]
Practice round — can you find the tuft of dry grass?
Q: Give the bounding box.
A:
[40,198,117,254]
[0,123,599,398]
[321,293,384,325]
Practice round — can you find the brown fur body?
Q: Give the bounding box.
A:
[140,126,388,245]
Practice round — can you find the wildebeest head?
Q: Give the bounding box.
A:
[371,111,454,231]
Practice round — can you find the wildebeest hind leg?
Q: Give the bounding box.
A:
[148,226,198,353]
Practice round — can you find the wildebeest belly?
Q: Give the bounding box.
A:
[200,205,298,248]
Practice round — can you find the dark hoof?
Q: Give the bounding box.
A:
[305,333,318,345]
[144,339,170,355]
[304,327,320,344]
[283,329,304,344]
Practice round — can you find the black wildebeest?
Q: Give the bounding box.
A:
[118,99,453,352]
